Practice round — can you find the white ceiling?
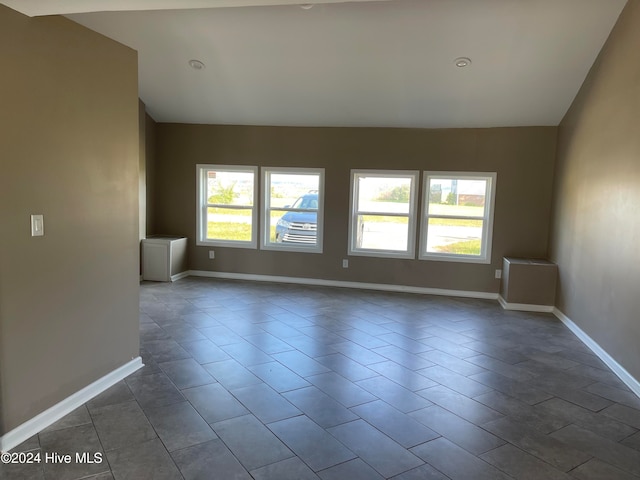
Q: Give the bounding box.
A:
[3,0,628,128]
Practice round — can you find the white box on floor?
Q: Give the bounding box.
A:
[142,236,188,281]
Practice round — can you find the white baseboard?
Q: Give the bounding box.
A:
[0,357,143,453]
[498,295,555,313]
[188,270,499,300]
[553,308,640,399]
[170,271,190,282]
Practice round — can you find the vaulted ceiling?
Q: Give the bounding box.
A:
[2,0,628,128]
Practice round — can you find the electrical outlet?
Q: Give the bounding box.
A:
[342,259,349,268]
[209,250,215,259]
[495,269,502,279]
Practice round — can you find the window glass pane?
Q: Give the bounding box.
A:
[357,176,411,214]
[206,207,252,241]
[427,178,486,217]
[269,173,319,209]
[207,170,255,206]
[270,208,318,246]
[426,218,484,255]
[356,215,409,251]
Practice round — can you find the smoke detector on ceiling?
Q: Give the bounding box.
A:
[188,59,205,70]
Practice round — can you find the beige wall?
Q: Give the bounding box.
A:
[0,6,140,433]
[154,125,556,293]
[549,0,640,380]
[145,112,158,236]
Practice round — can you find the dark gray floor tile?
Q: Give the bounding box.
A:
[351,400,439,448]
[410,437,511,480]
[419,336,478,358]
[41,405,92,433]
[106,438,182,480]
[419,348,487,375]
[181,311,221,328]
[199,325,244,346]
[221,341,274,367]
[372,345,436,370]
[388,463,450,480]
[269,415,356,471]
[318,458,384,480]
[409,405,504,455]
[357,375,432,413]
[328,420,423,478]
[283,386,358,428]
[331,341,388,365]
[368,360,438,391]
[621,431,640,452]
[203,358,262,390]
[178,339,230,364]
[272,350,331,377]
[161,323,207,343]
[248,361,310,392]
[145,401,217,452]
[422,363,490,393]
[314,353,377,381]
[158,358,215,389]
[463,339,529,364]
[570,458,640,480]
[467,354,537,381]
[125,372,185,410]
[230,383,301,423]
[536,397,637,440]
[469,371,553,405]
[87,381,135,411]
[535,380,614,412]
[550,424,640,476]
[243,332,295,354]
[90,400,157,452]
[39,424,107,480]
[516,360,594,389]
[0,454,45,480]
[377,332,432,354]
[9,435,40,453]
[337,328,389,349]
[474,390,570,433]
[182,382,249,423]
[212,415,293,471]
[281,335,338,357]
[307,372,376,407]
[251,457,319,480]
[585,383,640,410]
[480,443,573,479]
[259,321,304,339]
[171,439,251,480]
[417,384,504,425]
[601,403,640,429]
[483,417,592,471]
[142,339,192,363]
[566,363,629,388]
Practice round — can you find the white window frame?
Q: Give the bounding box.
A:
[261,167,325,254]
[348,169,419,259]
[419,171,496,264]
[196,164,258,248]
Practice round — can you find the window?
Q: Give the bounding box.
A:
[196,165,258,248]
[420,172,496,263]
[262,167,324,253]
[348,170,419,258]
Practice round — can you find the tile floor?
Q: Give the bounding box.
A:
[4,277,640,480]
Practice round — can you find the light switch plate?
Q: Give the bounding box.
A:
[31,214,44,237]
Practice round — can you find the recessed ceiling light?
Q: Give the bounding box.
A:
[454,57,472,68]
[300,4,314,9]
[188,59,205,70]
